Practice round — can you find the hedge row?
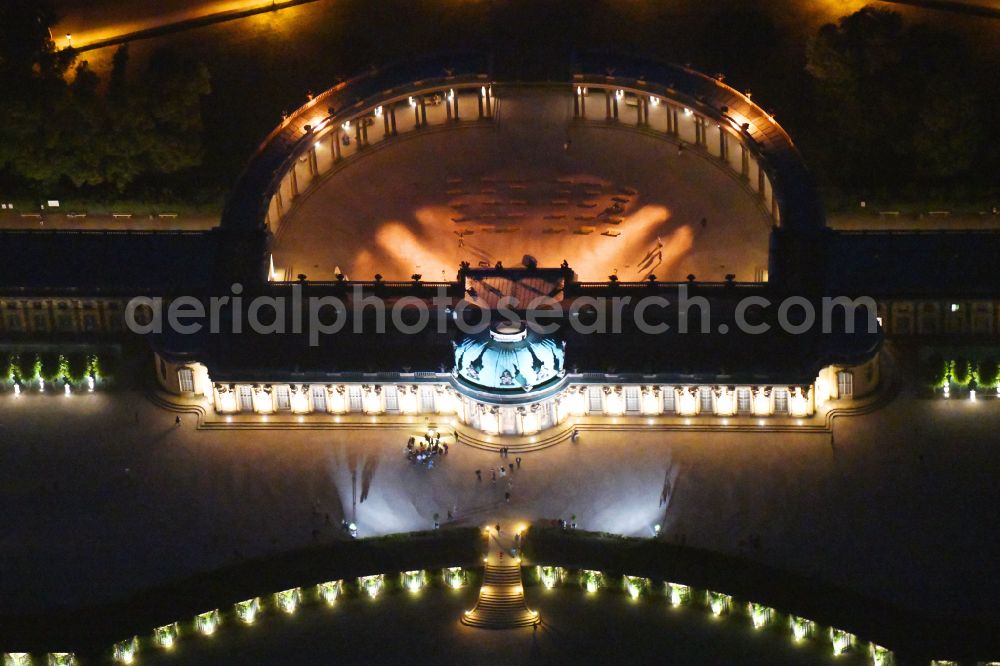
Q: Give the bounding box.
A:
[3,351,114,385]
[921,354,999,389]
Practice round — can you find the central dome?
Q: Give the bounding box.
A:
[454,321,564,392]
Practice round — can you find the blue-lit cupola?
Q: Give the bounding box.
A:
[454,321,564,394]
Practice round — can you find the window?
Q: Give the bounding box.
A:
[624,387,641,413]
[349,386,363,412]
[500,408,517,434]
[737,388,751,414]
[420,387,436,413]
[177,368,194,393]
[774,389,788,414]
[82,314,98,331]
[385,386,399,412]
[311,385,327,412]
[238,385,254,411]
[540,402,554,430]
[275,385,291,410]
[837,371,854,399]
[662,387,675,413]
[699,387,713,413]
[588,387,603,413]
[5,315,22,331]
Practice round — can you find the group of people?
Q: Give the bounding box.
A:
[474,448,525,503]
[406,429,450,466]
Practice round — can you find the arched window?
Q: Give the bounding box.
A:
[773,388,789,414]
[177,367,194,393]
[837,371,854,399]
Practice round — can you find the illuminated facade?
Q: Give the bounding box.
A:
[145,56,883,437]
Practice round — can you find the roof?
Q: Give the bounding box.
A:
[454,323,564,392]
[825,230,1000,299]
[0,229,219,296]
[153,286,880,386]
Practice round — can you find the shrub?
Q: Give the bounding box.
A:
[37,352,62,382]
[921,353,949,387]
[952,357,970,385]
[977,357,999,388]
[65,352,90,383]
[15,354,35,382]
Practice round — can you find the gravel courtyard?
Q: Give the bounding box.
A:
[271,88,773,284]
[1,358,997,627]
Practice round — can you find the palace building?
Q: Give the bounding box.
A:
[7,55,998,435]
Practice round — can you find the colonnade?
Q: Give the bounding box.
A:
[572,85,778,222]
[265,85,494,235]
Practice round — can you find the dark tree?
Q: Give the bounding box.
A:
[977,358,998,389]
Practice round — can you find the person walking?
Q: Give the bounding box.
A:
[476,469,482,482]
[516,456,522,468]
[174,415,181,427]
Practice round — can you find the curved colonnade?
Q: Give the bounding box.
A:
[218,54,824,286]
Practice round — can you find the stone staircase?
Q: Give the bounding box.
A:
[461,560,538,629]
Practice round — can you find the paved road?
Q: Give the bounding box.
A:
[0,211,218,231]
[53,0,327,51]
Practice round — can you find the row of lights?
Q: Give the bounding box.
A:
[536,567,894,665]
[7,376,97,397]
[942,384,999,400]
[2,654,74,665]
[102,569,465,664]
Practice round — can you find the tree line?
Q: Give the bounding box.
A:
[804,7,995,203]
[4,350,114,385]
[0,1,210,197]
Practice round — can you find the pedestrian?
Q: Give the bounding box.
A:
[516,456,521,468]
[505,491,511,503]
[508,463,514,474]
[499,466,506,477]
[571,428,579,442]
[495,523,501,535]
[453,429,458,442]
[476,469,482,481]
[174,415,181,427]
[677,142,684,156]
[443,443,449,454]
